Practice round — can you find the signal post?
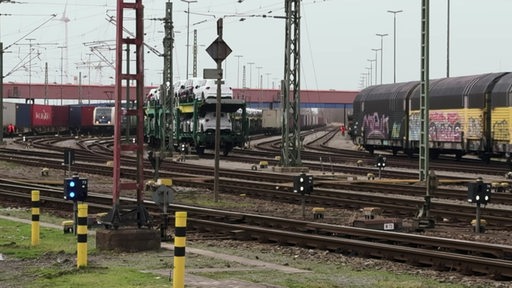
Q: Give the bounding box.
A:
[205,18,231,202]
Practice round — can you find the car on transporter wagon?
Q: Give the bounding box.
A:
[193,79,233,100]
[176,78,203,102]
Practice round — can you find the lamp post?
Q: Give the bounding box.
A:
[376,33,388,84]
[387,10,402,83]
[365,67,372,87]
[360,73,367,88]
[446,0,450,78]
[256,66,262,89]
[371,49,379,86]
[182,0,197,79]
[367,59,374,86]
[247,62,254,88]
[234,55,243,88]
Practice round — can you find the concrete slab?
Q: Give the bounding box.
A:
[96,227,160,252]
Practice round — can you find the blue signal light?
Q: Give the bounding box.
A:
[64,176,88,202]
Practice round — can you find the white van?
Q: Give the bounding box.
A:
[198,112,232,133]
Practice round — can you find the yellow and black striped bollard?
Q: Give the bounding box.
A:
[172,211,187,288]
[31,190,40,246]
[77,203,88,268]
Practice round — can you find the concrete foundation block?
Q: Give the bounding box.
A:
[96,227,161,252]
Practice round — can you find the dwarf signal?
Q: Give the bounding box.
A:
[64,176,88,202]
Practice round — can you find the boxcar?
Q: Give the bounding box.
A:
[351,72,512,160]
[409,73,507,159]
[352,81,418,155]
[490,73,512,156]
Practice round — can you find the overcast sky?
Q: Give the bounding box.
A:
[1,0,511,91]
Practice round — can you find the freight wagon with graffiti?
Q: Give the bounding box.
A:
[350,72,512,162]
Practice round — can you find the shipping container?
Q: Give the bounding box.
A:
[262,109,281,129]
[81,106,95,127]
[69,105,83,129]
[261,109,282,135]
[32,104,53,127]
[52,106,70,128]
[15,103,32,130]
[69,105,95,130]
[3,102,17,128]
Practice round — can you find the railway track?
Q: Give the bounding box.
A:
[1,136,512,228]
[3,178,512,280]
[2,134,512,279]
[247,127,511,178]
[323,130,511,177]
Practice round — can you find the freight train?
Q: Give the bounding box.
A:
[1,101,129,136]
[93,106,115,125]
[233,108,326,136]
[349,72,512,161]
[144,95,249,156]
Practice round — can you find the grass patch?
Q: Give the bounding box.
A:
[190,241,473,288]
[0,208,497,288]
[0,217,170,287]
[198,268,466,288]
[28,266,170,288]
[0,219,78,258]
[0,207,70,226]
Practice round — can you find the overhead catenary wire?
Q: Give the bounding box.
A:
[4,14,57,50]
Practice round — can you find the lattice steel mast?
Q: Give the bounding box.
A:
[162,2,174,154]
[418,0,434,228]
[108,0,147,228]
[281,0,301,167]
